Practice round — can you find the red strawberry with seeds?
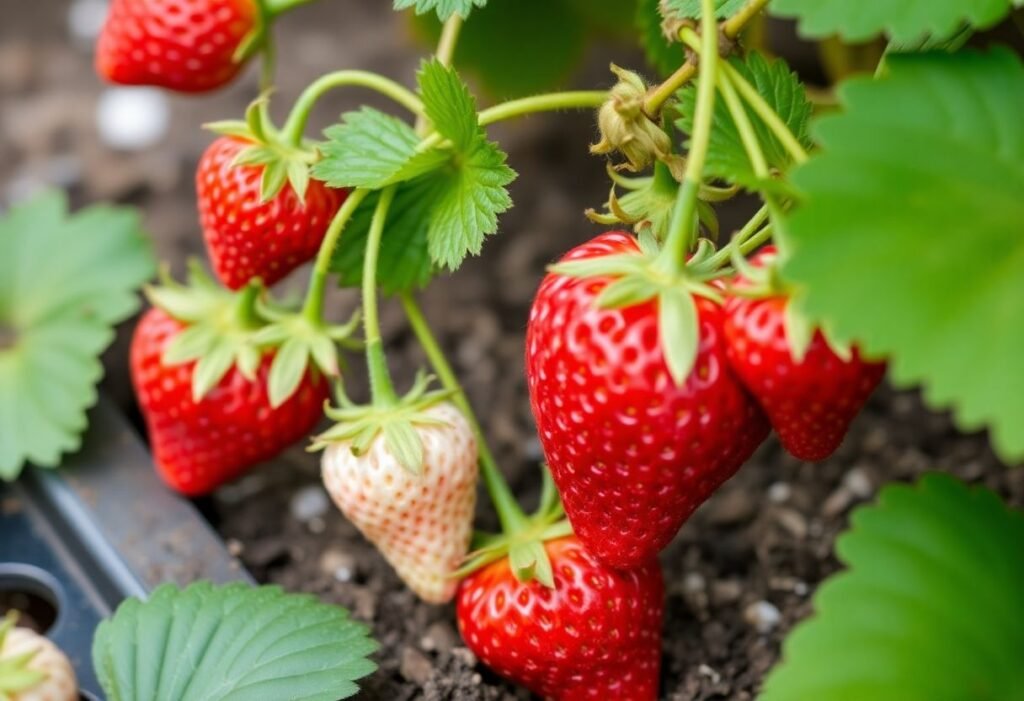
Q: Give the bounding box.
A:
[724,247,886,462]
[131,307,328,495]
[456,536,664,700]
[96,0,258,93]
[526,232,768,568]
[197,136,348,290]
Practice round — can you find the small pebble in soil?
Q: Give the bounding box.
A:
[711,579,742,606]
[421,622,458,654]
[843,466,874,499]
[744,600,782,634]
[95,87,170,151]
[767,481,791,503]
[319,548,357,583]
[67,0,108,42]
[400,647,434,685]
[290,484,330,522]
[698,664,722,684]
[225,538,244,557]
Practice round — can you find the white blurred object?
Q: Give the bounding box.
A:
[96,88,170,151]
[68,0,109,43]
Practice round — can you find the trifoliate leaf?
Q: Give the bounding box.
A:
[676,51,812,191]
[663,0,747,20]
[418,60,479,152]
[779,48,1024,462]
[771,0,1024,43]
[426,140,515,270]
[313,108,449,190]
[762,474,1024,701]
[93,581,378,701]
[637,0,687,77]
[0,191,153,479]
[394,0,486,21]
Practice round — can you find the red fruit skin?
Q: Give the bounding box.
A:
[96,0,256,93]
[130,309,329,495]
[526,233,769,569]
[456,537,664,700]
[196,137,348,290]
[723,251,885,461]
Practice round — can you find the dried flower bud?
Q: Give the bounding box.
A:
[591,65,672,173]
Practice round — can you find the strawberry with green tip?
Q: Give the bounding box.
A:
[526,231,769,568]
[316,375,478,604]
[723,246,886,461]
[0,611,77,701]
[456,536,664,700]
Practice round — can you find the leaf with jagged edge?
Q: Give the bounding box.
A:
[663,0,747,20]
[0,191,153,479]
[92,581,378,701]
[393,0,486,20]
[637,0,687,77]
[762,474,1024,700]
[779,48,1024,463]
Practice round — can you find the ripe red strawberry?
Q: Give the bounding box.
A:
[96,0,257,93]
[456,536,664,700]
[723,248,886,461]
[526,232,768,568]
[130,308,329,495]
[197,136,348,289]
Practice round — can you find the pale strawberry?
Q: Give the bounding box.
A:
[320,402,478,604]
[0,614,77,701]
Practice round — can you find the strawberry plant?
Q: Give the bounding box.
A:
[67,0,1024,695]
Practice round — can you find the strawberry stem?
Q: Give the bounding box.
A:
[363,187,398,406]
[233,280,264,330]
[301,188,369,324]
[722,0,773,39]
[399,292,529,534]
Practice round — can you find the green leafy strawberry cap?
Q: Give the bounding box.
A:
[204,97,318,204]
[0,611,46,698]
[309,370,454,475]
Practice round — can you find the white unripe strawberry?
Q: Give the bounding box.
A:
[0,613,78,701]
[321,401,478,603]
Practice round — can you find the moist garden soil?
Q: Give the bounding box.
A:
[4,2,1023,698]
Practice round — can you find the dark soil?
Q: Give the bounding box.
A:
[4,2,1023,699]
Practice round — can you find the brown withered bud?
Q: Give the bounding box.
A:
[590,65,673,173]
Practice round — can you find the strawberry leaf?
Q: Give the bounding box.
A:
[419,59,479,152]
[762,474,1024,700]
[0,191,153,479]
[93,581,378,701]
[676,51,812,191]
[771,0,1024,43]
[780,48,1024,463]
[394,0,487,21]
[662,0,747,20]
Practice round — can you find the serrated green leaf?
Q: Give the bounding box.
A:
[418,60,479,152]
[426,140,515,270]
[0,191,153,479]
[779,48,1024,462]
[93,581,378,701]
[771,0,1024,43]
[762,474,1024,701]
[268,336,310,408]
[663,0,747,20]
[637,0,687,77]
[394,0,487,20]
[312,108,449,190]
[676,51,812,190]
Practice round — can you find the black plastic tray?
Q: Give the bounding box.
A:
[1,398,251,699]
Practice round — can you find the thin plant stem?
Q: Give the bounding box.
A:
[644,62,697,116]
[717,68,770,178]
[707,205,770,268]
[301,189,369,323]
[362,187,398,406]
[478,91,609,126]
[436,14,464,68]
[720,61,809,164]
[723,0,773,39]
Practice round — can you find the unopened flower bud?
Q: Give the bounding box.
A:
[591,65,672,173]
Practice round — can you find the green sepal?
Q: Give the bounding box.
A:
[510,541,554,588]
[586,162,681,242]
[0,612,46,696]
[659,287,701,385]
[204,120,253,140]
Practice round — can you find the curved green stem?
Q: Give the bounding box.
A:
[281,71,425,146]
[233,280,264,329]
[717,67,770,178]
[723,0,773,38]
[739,223,774,255]
[478,91,608,126]
[436,14,464,68]
[720,61,809,164]
[707,205,770,268]
[645,61,697,116]
[399,292,529,534]
[263,0,318,15]
[659,0,720,273]
[363,187,398,406]
[301,188,369,323]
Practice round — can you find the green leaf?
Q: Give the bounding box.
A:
[762,474,1024,701]
[779,48,1024,462]
[93,581,378,701]
[676,51,812,190]
[425,140,515,270]
[0,191,153,479]
[637,0,687,77]
[418,60,479,152]
[394,0,486,20]
[312,108,449,190]
[662,0,747,20]
[771,0,1024,43]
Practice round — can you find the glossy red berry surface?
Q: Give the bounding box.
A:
[130,308,329,495]
[196,137,348,290]
[96,0,256,93]
[526,232,769,568]
[456,537,664,700]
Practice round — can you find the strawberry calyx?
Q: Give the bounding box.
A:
[204,98,318,204]
[550,233,726,385]
[454,467,573,588]
[0,611,46,696]
[309,370,454,474]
